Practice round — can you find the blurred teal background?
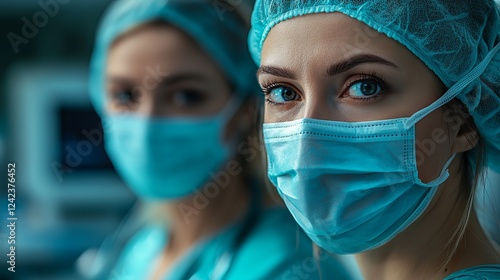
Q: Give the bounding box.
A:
[0,1,135,279]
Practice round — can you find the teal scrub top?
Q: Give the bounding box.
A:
[476,169,500,247]
[443,265,500,279]
[111,206,357,280]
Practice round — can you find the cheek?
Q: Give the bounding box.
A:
[105,101,114,114]
[264,101,306,123]
[263,106,294,123]
[263,108,271,123]
[414,109,453,183]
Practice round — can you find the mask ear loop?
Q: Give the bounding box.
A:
[217,91,253,149]
[403,42,500,130]
[416,153,457,187]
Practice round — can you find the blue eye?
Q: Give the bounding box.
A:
[267,86,298,104]
[172,90,205,107]
[114,89,139,106]
[347,80,381,98]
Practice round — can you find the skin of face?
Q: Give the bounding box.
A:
[258,12,499,279]
[259,12,474,184]
[106,24,232,117]
[106,23,254,144]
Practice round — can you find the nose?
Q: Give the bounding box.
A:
[136,90,166,117]
[302,89,340,121]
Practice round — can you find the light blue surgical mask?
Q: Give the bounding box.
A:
[263,46,498,254]
[264,118,456,254]
[104,96,241,200]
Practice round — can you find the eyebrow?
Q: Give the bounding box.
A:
[256,66,296,79]
[257,54,398,79]
[326,54,398,76]
[106,73,208,89]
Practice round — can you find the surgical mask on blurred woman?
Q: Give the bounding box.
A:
[104,96,241,199]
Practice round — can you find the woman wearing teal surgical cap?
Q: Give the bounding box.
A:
[87,0,357,279]
[249,0,500,279]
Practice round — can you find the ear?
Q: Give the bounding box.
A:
[451,116,479,154]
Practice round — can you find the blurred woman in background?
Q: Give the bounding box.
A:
[85,0,357,279]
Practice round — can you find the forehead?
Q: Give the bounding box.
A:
[261,12,418,71]
[106,25,212,77]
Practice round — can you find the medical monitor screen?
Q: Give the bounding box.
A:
[59,106,114,171]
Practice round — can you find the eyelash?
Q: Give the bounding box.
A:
[261,80,294,106]
[261,72,394,105]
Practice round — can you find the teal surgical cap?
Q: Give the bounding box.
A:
[90,0,258,115]
[249,0,500,172]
